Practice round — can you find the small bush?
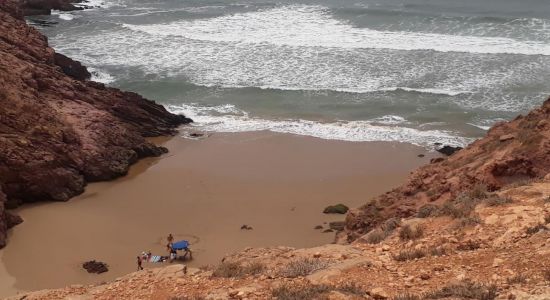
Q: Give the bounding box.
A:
[393,249,427,262]
[212,261,264,278]
[430,246,447,257]
[364,229,386,244]
[526,224,547,235]
[399,224,424,241]
[417,204,439,218]
[468,184,489,200]
[272,282,330,300]
[507,273,527,284]
[457,240,481,251]
[485,196,513,206]
[454,214,482,229]
[334,282,366,295]
[382,217,401,235]
[439,194,480,219]
[424,280,497,300]
[393,294,421,300]
[545,196,550,203]
[278,258,329,278]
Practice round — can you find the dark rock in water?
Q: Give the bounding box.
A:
[189,133,204,138]
[329,221,345,231]
[240,225,253,230]
[434,142,443,146]
[20,0,84,16]
[54,53,91,81]
[322,229,334,233]
[323,204,349,214]
[417,154,425,158]
[436,146,463,156]
[314,225,323,230]
[83,260,108,274]
[430,157,445,164]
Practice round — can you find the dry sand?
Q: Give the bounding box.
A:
[0,131,438,297]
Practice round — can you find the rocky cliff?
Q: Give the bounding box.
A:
[0,0,191,247]
[344,99,550,241]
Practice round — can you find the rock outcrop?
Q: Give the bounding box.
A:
[0,0,191,247]
[20,0,83,16]
[344,98,550,240]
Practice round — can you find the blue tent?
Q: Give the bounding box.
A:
[171,240,189,250]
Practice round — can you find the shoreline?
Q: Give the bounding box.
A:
[0,131,439,297]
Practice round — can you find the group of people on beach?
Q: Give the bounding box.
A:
[136,234,184,271]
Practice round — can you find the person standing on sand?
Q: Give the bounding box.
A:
[137,256,143,271]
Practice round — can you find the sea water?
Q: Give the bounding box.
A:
[34,0,550,147]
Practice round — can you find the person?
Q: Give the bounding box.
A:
[136,256,143,271]
[169,248,177,262]
[167,234,174,244]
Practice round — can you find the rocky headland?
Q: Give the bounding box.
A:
[0,0,191,248]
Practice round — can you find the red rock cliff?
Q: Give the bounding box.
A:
[344,98,550,241]
[0,0,191,247]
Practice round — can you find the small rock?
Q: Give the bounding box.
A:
[420,273,431,280]
[370,287,388,299]
[329,221,345,231]
[381,245,390,252]
[240,225,253,230]
[417,154,425,158]
[314,225,323,230]
[499,134,515,142]
[492,258,504,267]
[323,229,334,233]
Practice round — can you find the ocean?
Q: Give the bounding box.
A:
[32,0,550,147]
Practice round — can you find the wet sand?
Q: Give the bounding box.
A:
[0,131,437,297]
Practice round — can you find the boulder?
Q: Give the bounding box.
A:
[323,204,349,214]
[436,145,463,156]
[82,260,108,274]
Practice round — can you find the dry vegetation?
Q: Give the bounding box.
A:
[278,258,329,278]
[212,261,264,278]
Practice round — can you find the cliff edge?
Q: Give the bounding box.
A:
[0,0,191,247]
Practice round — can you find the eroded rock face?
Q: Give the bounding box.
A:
[344,98,550,240]
[0,0,191,247]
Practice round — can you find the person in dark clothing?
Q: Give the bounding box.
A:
[137,256,143,271]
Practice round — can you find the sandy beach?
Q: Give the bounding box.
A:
[0,131,438,297]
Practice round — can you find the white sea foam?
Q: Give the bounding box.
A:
[48,4,550,112]
[74,0,120,9]
[51,11,75,20]
[123,5,550,56]
[88,67,115,84]
[168,104,471,147]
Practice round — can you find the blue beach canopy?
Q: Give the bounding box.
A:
[171,240,189,250]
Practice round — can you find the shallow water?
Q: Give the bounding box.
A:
[31,0,550,147]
